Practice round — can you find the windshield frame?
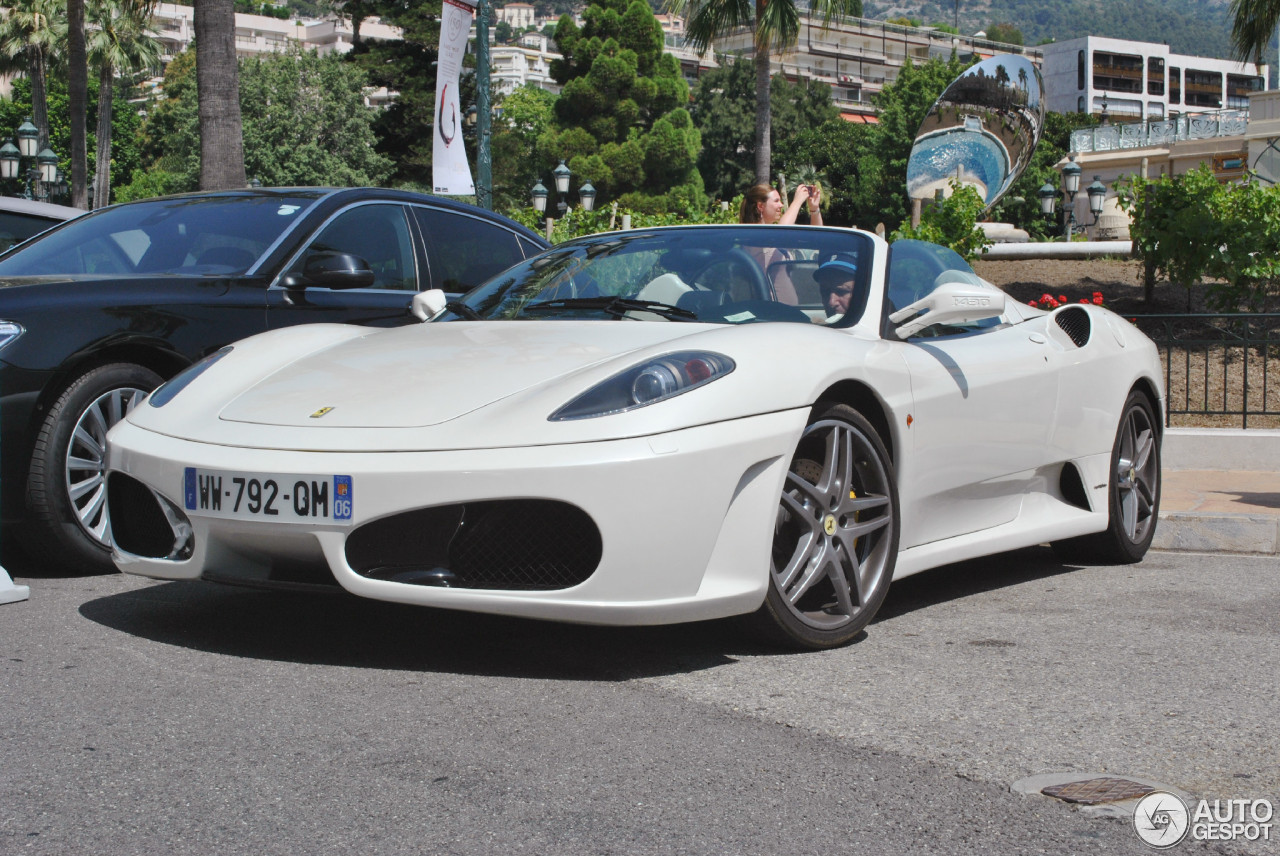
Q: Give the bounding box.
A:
[444,225,877,328]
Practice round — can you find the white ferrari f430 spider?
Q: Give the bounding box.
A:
[106,226,1163,648]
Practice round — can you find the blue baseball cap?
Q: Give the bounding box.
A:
[815,252,859,285]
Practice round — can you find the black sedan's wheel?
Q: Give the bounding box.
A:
[1053,389,1161,564]
[755,403,900,649]
[26,363,163,573]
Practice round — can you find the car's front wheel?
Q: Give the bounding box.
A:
[754,403,900,649]
[26,363,163,573]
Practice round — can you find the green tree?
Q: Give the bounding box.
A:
[984,22,1023,45]
[132,46,392,192]
[489,84,557,208]
[86,0,162,207]
[344,0,442,188]
[671,0,859,185]
[239,48,393,186]
[547,0,702,209]
[0,0,65,149]
[691,56,837,202]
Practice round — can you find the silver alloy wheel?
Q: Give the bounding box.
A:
[64,386,150,545]
[1116,400,1159,544]
[772,417,895,632]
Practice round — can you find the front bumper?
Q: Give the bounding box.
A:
[107,409,808,625]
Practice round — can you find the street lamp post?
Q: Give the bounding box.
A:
[1044,159,1108,240]
[0,118,64,202]
[1060,154,1082,240]
[531,161,597,241]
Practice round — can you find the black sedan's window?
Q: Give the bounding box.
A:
[413,207,524,292]
[0,194,318,276]
[288,204,418,291]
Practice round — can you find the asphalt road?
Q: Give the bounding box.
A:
[2,547,1277,855]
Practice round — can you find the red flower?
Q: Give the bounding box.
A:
[1079,298,1090,304]
[1092,291,1103,300]
[1027,300,1037,307]
[1040,293,1053,303]
[1057,295,1068,304]
[1092,295,1104,305]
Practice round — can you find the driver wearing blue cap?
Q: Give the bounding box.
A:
[814,252,859,321]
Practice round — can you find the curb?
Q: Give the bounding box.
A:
[1154,512,1280,555]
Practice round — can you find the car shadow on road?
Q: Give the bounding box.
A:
[874,545,1082,622]
[76,545,1088,680]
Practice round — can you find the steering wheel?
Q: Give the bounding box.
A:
[686,247,771,301]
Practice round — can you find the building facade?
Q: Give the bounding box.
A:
[1042,36,1266,122]
[705,15,1042,121]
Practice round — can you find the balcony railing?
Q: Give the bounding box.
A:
[1071,110,1249,153]
[1130,314,1280,428]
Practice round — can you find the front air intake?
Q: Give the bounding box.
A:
[1054,306,1091,347]
[107,473,193,560]
[347,499,602,590]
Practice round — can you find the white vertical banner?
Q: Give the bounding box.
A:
[433,0,479,195]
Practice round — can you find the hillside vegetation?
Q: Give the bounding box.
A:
[865,0,1237,60]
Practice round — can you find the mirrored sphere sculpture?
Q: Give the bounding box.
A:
[906,54,1045,211]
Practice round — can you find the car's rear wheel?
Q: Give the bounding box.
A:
[26,363,162,573]
[754,403,899,649]
[1053,389,1161,564]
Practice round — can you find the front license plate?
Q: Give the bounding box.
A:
[183,468,353,524]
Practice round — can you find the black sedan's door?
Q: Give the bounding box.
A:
[265,202,423,329]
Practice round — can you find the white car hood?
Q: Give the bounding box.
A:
[218,321,702,428]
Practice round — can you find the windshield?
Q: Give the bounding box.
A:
[0,193,322,277]
[448,226,875,326]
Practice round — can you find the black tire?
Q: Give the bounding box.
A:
[1052,389,1161,565]
[753,403,900,649]
[25,363,163,574]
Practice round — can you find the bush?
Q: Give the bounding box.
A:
[889,181,989,261]
[1119,167,1280,311]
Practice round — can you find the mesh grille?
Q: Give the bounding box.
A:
[1054,306,1091,347]
[347,500,601,591]
[107,473,185,559]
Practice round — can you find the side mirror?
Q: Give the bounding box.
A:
[888,277,1007,339]
[411,289,448,321]
[296,251,376,290]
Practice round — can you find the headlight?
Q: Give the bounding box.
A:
[149,346,232,408]
[0,321,24,354]
[550,351,735,421]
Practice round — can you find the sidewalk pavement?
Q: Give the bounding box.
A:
[1156,429,1280,555]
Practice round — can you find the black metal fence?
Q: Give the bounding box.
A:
[1129,313,1280,428]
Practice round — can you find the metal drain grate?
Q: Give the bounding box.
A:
[1041,777,1155,805]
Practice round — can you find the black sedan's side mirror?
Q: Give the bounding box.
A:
[281,251,376,290]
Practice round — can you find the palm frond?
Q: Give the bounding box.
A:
[1229,0,1280,66]
[756,0,800,52]
[681,0,754,53]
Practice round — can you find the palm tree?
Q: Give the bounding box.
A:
[194,0,246,189]
[670,0,860,185]
[69,0,89,208]
[87,0,162,207]
[0,0,66,149]
[1229,0,1280,69]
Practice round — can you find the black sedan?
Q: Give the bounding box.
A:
[0,187,547,572]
